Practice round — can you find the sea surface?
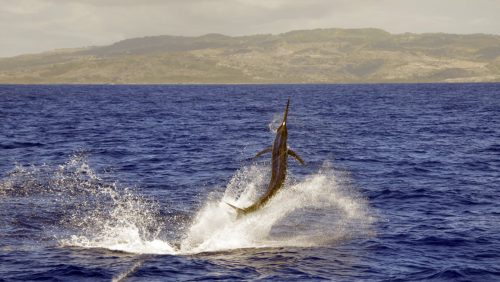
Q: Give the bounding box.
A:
[0,83,499,281]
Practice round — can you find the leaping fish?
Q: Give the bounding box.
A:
[227,98,305,216]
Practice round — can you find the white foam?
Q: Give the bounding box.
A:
[62,226,176,255]
[59,158,374,255]
[178,162,373,253]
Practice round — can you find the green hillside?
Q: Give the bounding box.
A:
[1,28,500,83]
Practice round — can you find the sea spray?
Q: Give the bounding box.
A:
[1,155,374,255]
[268,113,283,133]
[223,164,270,209]
[0,154,175,254]
[53,156,175,254]
[179,161,374,253]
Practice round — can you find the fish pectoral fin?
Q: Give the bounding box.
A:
[252,146,273,160]
[288,149,306,166]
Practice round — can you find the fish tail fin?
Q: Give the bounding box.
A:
[225,202,246,217]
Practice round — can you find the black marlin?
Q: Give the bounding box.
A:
[227,98,305,216]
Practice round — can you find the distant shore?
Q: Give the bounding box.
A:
[1,28,500,84]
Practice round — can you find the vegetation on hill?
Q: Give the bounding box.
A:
[1,28,500,83]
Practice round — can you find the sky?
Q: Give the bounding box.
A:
[1,0,499,57]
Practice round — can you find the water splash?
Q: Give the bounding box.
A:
[1,154,172,254]
[1,155,374,255]
[268,113,283,133]
[180,161,374,253]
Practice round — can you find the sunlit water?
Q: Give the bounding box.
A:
[1,84,499,281]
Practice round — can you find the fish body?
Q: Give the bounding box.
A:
[228,99,305,216]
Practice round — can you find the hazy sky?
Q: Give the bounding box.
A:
[1,0,499,57]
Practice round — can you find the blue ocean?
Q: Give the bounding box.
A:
[1,83,499,281]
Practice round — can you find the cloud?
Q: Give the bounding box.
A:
[1,0,499,57]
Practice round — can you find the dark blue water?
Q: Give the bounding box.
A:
[1,84,499,281]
